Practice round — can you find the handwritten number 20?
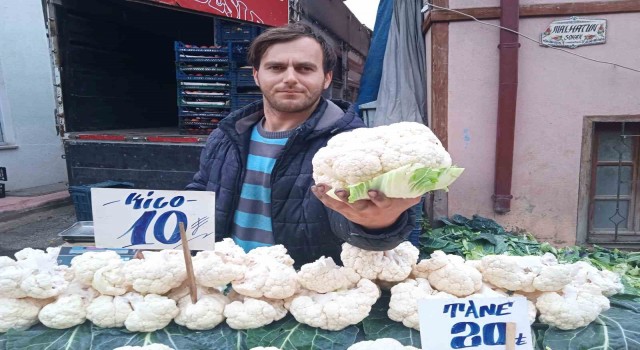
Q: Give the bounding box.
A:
[451,322,506,348]
[129,210,187,245]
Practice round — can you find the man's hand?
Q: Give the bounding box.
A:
[311,183,421,230]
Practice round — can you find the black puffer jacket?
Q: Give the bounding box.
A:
[186,98,415,266]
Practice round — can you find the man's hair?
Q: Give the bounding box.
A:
[247,22,337,73]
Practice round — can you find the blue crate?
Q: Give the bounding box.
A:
[215,20,262,43]
[231,93,262,110]
[176,69,230,82]
[232,68,256,88]
[69,181,134,221]
[178,109,229,119]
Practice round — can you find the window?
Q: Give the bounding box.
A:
[588,122,640,243]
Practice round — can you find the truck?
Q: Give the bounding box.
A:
[42,0,371,189]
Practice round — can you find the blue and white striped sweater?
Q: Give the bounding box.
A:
[232,122,292,252]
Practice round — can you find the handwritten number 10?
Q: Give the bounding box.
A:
[451,322,506,348]
[128,210,187,245]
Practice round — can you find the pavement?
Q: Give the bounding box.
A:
[0,182,71,221]
[0,182,77,257]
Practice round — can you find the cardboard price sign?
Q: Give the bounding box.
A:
[92,188,215,250]
[418,297,533,350]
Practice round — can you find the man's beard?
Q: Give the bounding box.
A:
[263,92,320,114]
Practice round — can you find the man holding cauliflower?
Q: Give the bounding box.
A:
[187,23,450,266]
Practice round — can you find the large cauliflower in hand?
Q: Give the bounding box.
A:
[312,122,463,202]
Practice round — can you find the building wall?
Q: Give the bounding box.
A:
[0,2,67,191]
[434,6,640,244]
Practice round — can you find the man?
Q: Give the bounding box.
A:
[187,23,419,266]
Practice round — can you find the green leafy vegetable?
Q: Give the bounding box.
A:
[346,165,464,202]
[5,322,92,350]
[420,214,640,296]
[0,332,8,350]
[246,315,360,349]
[90,322,244,350]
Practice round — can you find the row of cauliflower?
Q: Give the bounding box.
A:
[112,337,418,350]
[0,238,623,338]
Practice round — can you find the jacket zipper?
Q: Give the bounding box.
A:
[269,126,303,241]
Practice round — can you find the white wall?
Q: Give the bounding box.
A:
[0,1,67,191]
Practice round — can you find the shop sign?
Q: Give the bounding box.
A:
[541,17,607,49]
[148,0,289,27]
[418,297,533,349]
[92,188,216,250]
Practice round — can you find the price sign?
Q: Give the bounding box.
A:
[418,297,533,350]
[92,188,215,250]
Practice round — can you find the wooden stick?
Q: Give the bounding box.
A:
[179,222,198,304]
[506,322,517,350]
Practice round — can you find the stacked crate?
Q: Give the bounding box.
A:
[215,19,264,111]
[175,42,232,135]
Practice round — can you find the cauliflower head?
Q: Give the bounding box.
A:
[20,264,73,299]
[571,261,624,296]
[536,284,609,330]
[313,122,451,190]
[86,295,133,328]
[413,250,482,297]
[247,245,295,267]
[38,280,98,329]
[125,250,187,295]
[223,295,287,329]
[480,255,546,292]
[193,251,247,288]
[298,256,361,293]
[93,260,130,296]
[232,258,299,299]
[38,294,88,329]
[174,288,230,330]
[0,256,28,298]
[288,279,380,331]
[0,297,46,333]
[341,242,419,282]
[388,278,455,330]
[70,250,122,286]
[124,293,180,332]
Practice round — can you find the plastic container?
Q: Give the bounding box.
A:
[215,20,262,43]
[231,93,262,110]
[232,68,256,87]
[69,181,134,221]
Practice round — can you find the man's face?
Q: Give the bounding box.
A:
[253,37,332,114]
